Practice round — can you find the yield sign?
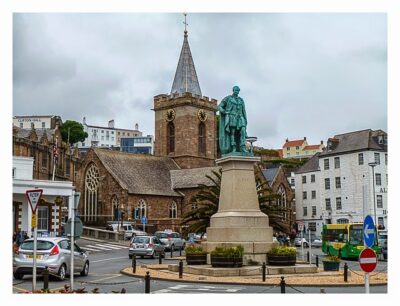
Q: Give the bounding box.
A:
[363,215,375,248]
[26,189,43,213]
[359,248,378,273]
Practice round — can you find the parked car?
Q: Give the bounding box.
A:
[377,230,387,260]
[294,237,309,247]
[128,235,165,259]
[106,222,147,240]
[13,237,89,281]
[311,239,322,247]
[154,231,186,251]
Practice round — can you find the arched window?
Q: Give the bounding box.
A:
[167,122,175,154]
[198,122,206,155]
[337,218,349,224]
[84,163,100,222]
[277,185,287,220]
[136,199,147,219]
[169,202,177,219]
[111,195,119,221]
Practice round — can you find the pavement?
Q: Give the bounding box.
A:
[81,237,387,287]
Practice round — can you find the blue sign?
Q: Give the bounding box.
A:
[141,216,148,224]
[363,215,375,248]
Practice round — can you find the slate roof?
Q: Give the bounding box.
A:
[170,167,221,189]
[262,167,280,187]
[170,31,202,96]
[296,153,321,174]
[319,129,385,157]
[93,149,182,197]
[14,127,54,140]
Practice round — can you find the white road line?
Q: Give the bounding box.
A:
[91,256,128,263]
[81,247,101,252]
[86,244,116,250]
[96,243,128,249]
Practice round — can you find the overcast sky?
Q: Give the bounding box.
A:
[13,13,387,149]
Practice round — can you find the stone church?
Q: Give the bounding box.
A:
[76,28,293,233]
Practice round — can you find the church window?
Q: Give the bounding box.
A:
[198,122,206,155]
[137,199,147,219]
[167,122,175,153]
[84,163,100,222]
[169,201,177,219]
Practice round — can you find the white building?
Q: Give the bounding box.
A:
[295,129,388,237]
[13,156,75,237]
[13,115,62,130]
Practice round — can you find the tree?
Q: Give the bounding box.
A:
[182,168,291,236]
[59,120,88,145]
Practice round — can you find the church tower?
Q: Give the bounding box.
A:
[153,19,217,169]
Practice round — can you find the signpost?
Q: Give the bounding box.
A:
[363,215,375,248]
[141,216,147,233]
[26,189,43,292]
[362,214,377,294]
[70,191,80,291]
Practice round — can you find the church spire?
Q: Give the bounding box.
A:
[170,14,202,96]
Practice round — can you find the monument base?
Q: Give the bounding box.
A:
[203,155,276,265]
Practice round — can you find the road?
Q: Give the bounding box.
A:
[12,239,387,294]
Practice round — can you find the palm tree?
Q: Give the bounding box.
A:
[182,168,292,235]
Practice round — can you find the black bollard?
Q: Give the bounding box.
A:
[42,266,49,290]
[307,251,310,263]
[133,255,137,273]
[159,251,162,264]
[144,271,150,294]
[280,276,286,294]
[316,255,319,268]
[344,262,348,282]
[170,246,173,259]
[262,262,266,282]
[179,260,183,279]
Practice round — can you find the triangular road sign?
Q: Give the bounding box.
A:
[26,189,43,213]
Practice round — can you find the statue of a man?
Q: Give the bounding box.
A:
[218,86,248,154]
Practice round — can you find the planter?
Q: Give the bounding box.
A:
[267,254,296,266]
[186,253,207,265]
[210,255,243,268]
[322,261,340,271]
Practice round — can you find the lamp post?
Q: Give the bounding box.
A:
[246,136,257,154]
[368,162,377,225]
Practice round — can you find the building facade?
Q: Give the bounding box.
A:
[120,135,154,154]
[295,129,388,237]
[282,137,324,159]
[13,115,62,130]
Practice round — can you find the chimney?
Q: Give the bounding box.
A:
[321,140,323,145]
[108,119,115,128]
[304,137,307,141]
[83,117,86,125]
[286,138,289,142]
[135,123,139,130]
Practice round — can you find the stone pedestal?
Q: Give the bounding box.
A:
[203,155,276,265]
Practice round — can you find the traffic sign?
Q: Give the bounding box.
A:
[359,248,377,273]
[363,215,375,248]
[26,189,43,213]
[65,217,84,238]
[141,216,148,224]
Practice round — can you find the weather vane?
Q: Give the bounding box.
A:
[183,13,188,33]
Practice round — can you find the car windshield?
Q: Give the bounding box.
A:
[155,232,171,239]
[21,240,54,250]
[133,237,150,244]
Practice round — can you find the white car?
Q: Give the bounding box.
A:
[311,239,323,247]
[294,237,309,247]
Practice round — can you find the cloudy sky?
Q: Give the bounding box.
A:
[13,13,387,149]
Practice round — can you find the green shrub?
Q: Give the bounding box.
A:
[185,244,206,255]
[210,245,244,257]
[267,246,297,256]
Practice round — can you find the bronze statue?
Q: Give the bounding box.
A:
[218,86,250,155]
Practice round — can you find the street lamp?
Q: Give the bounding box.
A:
[119,203,124,232]
[368,162,377,225]
[246,136,257,154]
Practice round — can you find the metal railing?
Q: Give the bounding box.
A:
[82,226,125,241]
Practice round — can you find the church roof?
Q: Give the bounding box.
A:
[170,31,202,96]
[171,166,220,189]
[262,167,280,187]
[93,149,182,197]
[13,126,54,140]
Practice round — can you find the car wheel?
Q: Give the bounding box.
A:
[129,254,132,259]
[58,264,67,281]
[80,261,89,276]
[13,272,23,280]
[150,251,155,259]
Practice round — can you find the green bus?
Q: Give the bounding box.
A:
[322,223,381,259]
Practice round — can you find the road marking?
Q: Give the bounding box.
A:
[12,286,29,293]
[96,243,128,249]
[85,244,118,250]
[81,246,102,252]
[153,284,242,294]
[91,256,128,263]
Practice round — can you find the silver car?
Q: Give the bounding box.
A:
[128,236,165,259]
[154,231,186,251]
[13,237,89,281]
